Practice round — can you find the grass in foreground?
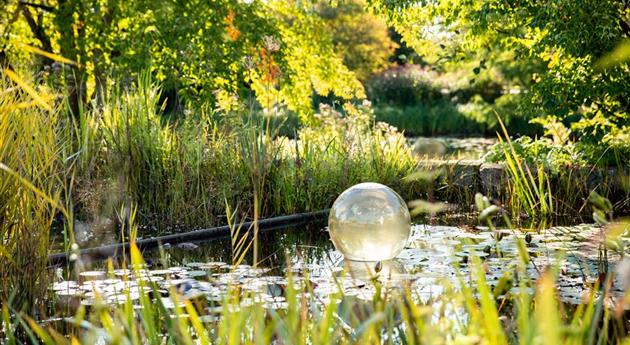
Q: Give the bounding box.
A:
[3,230,630,344]
[3,194,630,344]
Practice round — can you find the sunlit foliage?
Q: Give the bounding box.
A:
[0,0,364,119]
[370,0,630,162]
[316,0,397,81]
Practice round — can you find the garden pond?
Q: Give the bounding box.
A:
[49,221,629,320]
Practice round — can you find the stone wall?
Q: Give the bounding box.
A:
[417,159,629,212]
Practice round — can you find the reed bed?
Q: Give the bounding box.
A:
[0,72,71,314]
[0,70,417,314]
[68,78,417,231]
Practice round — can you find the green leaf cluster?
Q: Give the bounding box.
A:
[371,0,630,163]
[1,0,364,120]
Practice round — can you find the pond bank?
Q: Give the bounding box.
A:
[418,159,630,215]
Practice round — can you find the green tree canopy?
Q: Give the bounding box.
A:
[369,0,630,159]
[1,0,364,119]
[316,0,397,81]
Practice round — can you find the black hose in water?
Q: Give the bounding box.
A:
[48,209,330,266]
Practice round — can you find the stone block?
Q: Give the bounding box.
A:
[479,163,506,198]
[448,160,481,190]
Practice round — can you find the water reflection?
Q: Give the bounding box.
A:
[145,220,333,274]
[52,222,629,316]
[336,259,408,285]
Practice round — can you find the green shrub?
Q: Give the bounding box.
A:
[374,95,541,137]
[484,136,584,170]
[374,102,484,136]
[457,94,540,137]
[484,116,630,169]
[366,64,540,137]
[461,79,504,103]
[366,65,444,106]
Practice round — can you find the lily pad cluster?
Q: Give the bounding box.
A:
[52,224,628,316]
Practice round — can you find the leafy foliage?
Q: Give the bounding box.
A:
[367,64,539,136]
[370,0,630,163]
[316,0,397,81]
[366,64,443,106]
[1,0,364,119]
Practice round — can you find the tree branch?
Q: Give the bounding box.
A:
[19,1,54,12]
[21,5,54,63]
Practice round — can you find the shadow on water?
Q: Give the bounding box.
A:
[146,220,333,274]
[56,219,334,273]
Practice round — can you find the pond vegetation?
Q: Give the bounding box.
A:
[1,0,630,343]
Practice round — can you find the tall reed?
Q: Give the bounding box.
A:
[238,115,280,266]
[0,71,70,313]
[84,79,417,233]
[497,116,554,220]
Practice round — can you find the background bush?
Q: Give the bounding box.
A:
[366,65,444,106]
[368,65,540,137]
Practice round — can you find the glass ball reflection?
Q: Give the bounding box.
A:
[336,259,407,282]
[328,182,411,261]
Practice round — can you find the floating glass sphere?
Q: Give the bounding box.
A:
[328,182,411,261]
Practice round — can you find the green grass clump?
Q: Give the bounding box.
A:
[0,71,71,314]
[496,119,554,221]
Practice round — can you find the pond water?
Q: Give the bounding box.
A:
[410,137,497,160]
[51,221,628,316]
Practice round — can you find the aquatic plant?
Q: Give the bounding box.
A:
[496,117,554,221]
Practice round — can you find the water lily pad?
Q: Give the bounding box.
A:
[79,271,106,279]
